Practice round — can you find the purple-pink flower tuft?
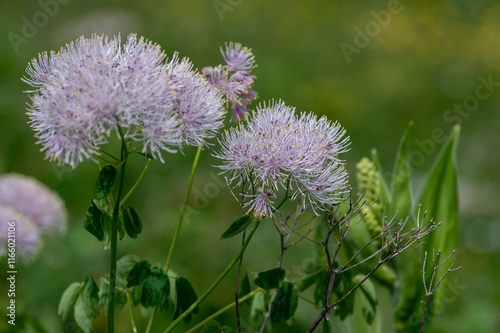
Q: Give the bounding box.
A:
[216,100,350,217]
[23,34,227,167]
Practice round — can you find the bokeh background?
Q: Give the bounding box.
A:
[1,0,499,332]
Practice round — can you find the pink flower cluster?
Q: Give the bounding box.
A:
[24,34,226,167]
[216,100,350,217]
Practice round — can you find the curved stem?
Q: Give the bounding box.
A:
[120,158,152,207]
[235,230,246,332]
[165,147,203,272]
[145,306,158,333]
[108,140,128,333]
[127,292,138,333]
[162,219,261,333]
[185,288,263,333]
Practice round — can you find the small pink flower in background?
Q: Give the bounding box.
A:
[0,174,67,233]
[0,174,67,262]
[0,207,41,262]
[203,42,258,121]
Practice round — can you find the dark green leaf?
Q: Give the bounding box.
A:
[80,276,100,320]
[314,271,328,305]
[141,267,170,307]
[58,282,83,322]
[122,205,143,239]
[174,277,199,323]
[220,215,252,240]
[270,281,298,324]
[85,276,99,304]
[332,270,354,321]
[96,165,117,205]
[127,260,151,287]
[390,122,413,219]
[131,284,142,306]
[254,268,285,289]
[352,275,378,325]
[83,201,104,241]
[116,255,140,288]
[221,326,238,333]
[239,272,251,299]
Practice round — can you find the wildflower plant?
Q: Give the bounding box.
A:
[19,34,461,333]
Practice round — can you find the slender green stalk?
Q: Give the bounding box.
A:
[185,288,264,333]
[162,220,261,333]
[145,147,203,330]
[165,147,203,272]
[108,140,128,333]
[145,306,158,333]
[120,158,152,207]
[126,292,138,333]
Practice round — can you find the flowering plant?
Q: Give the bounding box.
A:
[14,34,461,333]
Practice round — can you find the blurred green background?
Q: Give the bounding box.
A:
[1,0,499,332]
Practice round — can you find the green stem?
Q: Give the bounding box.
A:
[187,262,327,333]
[185,288,264,333]
[127,292,138,333]
[145,147,203,330]
[145,306,158,333]
[162,220,261,333]
[165,147,203,272]
[108,140,128,333]
[120,158,152,208]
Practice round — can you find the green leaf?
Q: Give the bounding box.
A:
[122,205,143,239]
[390,122,413,219]
[202,321,222,333]
[313,271,328,305]
[371,148,391,205]
[74,293,92,333]
[250,290,268,322]
[270,281,298,324]
[127,260,151,287]
[116,255,140,288]
[418,125,460,315]
[174,277,199,323]
[239,272,251,298]
[96,165,117,205]
[332,270,354,321]
[83,201,104,241]
[141,267,170,307]
[58,282,83,322]
[80,276,100,321]
[395,126,461,331]
[220,215,252,240]
[254,268,285,289]
[352,275,378,325]
[321,315,332,333]
[221,326,238,333]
